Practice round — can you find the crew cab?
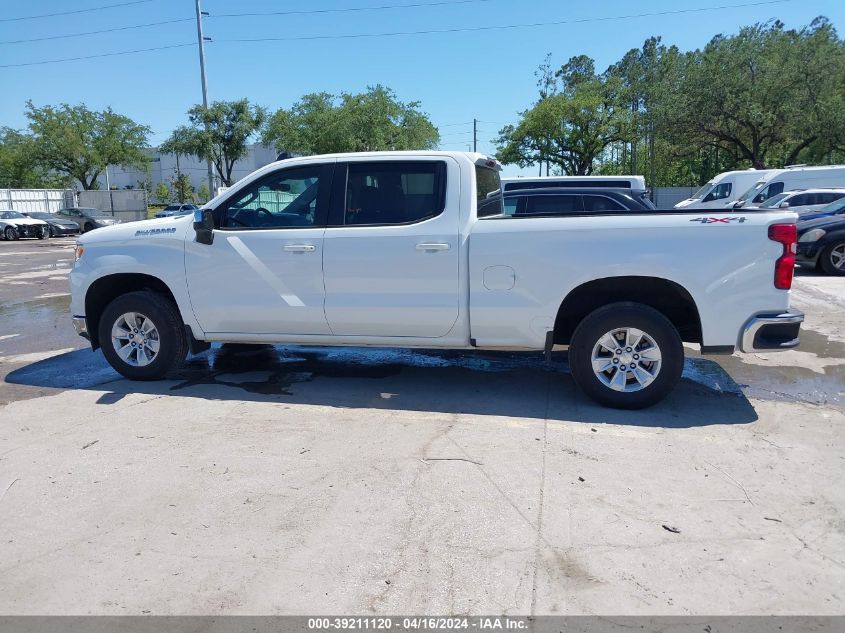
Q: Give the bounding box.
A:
[70,152,804,409]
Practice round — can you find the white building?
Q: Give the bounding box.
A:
[97,143,279,198]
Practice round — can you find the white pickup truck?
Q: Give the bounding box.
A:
[70,151,804,409]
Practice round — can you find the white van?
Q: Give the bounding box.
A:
[674,169,774,209]
[734,165,845,208]
[501,175,646,192]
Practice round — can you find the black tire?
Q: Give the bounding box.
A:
[568,302,684,409]
[83,222,94,233]
[48,225,56,238]
[98,290,188,380]
[4,226,18,241]
[36,226,47,240]
[818,241,845,276]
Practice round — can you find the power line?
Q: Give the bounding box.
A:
[0,0,153,22]
[0,43,194,69]
[217,0,796,43]
[0,18,193,45]
[213,0,495,19]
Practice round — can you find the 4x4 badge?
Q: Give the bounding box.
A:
[690,217,747,224]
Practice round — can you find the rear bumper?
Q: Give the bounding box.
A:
[739,310,804,353]
[72,316,89,341]
[796,242,821,266]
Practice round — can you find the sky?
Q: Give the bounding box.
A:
[2,0,844,162]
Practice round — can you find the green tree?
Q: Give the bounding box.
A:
[163,99,266,187]
[496,57,630,175]
[154,182,171,204]
[0,128,70,188]
[25,101,150,190]
[170,173,194,203]
[668,18,845,169]
[262,85,439,155]
[197,182,210,203]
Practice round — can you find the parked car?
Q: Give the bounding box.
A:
[22,212,80,237]
[503,187,656,216]
[55,207,120,232]
[796,215,845,275]
[502,175,646,193]
[797,197,845,222]
[751,189,845,215]
[155,203,199,218]
[0,210,48,240]
[734,164,845,208]
[674,169,775,210]
[70,151,804,409]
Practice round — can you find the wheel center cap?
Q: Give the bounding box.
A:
[618,351,635,365]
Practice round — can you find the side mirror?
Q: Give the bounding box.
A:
[194,209,215,245]
[779,201,790,209]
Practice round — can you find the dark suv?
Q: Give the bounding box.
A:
[503,187,656,216]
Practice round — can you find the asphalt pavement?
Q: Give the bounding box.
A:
[0,236,843,614]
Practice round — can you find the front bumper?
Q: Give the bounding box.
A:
[14,224,46,238]
[740,311,804,353]
[52,225,80,236]
[72,316,89,341]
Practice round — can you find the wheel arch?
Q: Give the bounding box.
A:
[85,273,179,350]
[553,276,702,345]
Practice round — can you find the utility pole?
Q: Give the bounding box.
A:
[195,0,214,198]
[473,118,477,153]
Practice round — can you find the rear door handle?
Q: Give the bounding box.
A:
[416,243,451,251]
[283,244,316,252]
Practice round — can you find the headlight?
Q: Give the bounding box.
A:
[799,228,826,243]
[74,243,84,261]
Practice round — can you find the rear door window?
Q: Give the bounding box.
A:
[344,161,446,225]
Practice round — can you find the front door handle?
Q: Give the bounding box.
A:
[416,243,451,252]
[283,244,316,252]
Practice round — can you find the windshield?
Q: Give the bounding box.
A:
[164,205,181,211]
[737,181,767,204]
[819,199,845,214]
[27,212,50,219]
[690,182,714,200]
[78,208,106,216]
[0,211,25,219]
[760,193,791,208]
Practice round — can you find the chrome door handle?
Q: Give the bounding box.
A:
[283,244,316,252]
[416,243,451,251]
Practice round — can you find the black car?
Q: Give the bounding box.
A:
[55,207,120,232]
[796,215,845,275]
[22,212,80,237]
[502,187,656,217]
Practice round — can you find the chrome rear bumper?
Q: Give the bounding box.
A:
[740,311,804,353]
[72,316,89,340]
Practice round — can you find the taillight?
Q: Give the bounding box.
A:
[768,223,797,290]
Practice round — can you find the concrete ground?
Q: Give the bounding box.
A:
[0,237,843,615]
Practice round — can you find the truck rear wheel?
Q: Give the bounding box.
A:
[568,302,683,409]
[98,290,188,380]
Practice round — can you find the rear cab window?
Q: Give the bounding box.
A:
[476,165,503,218]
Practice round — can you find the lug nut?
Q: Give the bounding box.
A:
[633,354,639,360]
[612,358,619,364]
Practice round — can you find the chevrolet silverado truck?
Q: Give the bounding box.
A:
[69,152,804,409]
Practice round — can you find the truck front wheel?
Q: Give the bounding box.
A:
[568,302,683,409]
[98,290,188,380]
